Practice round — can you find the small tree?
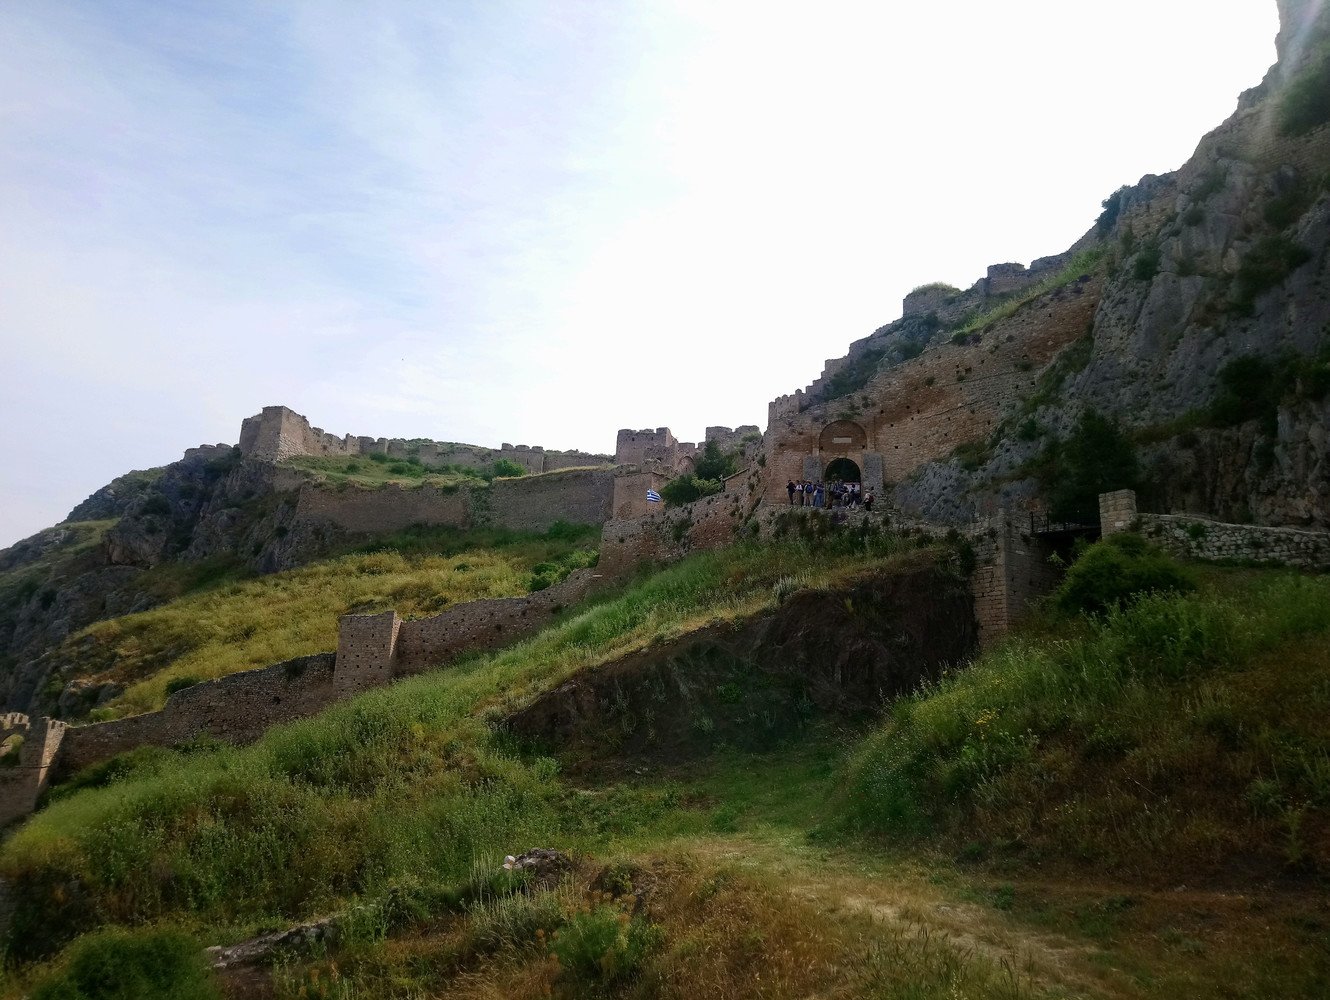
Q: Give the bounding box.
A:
[693,440,738,482]
[1047,410,1139,523]
[661,474,722,505]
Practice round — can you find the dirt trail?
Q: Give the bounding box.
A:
[678,834,1145,1000]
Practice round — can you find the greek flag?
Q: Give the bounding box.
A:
[646,489,661,503]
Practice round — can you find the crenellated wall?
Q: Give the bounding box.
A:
[238,405,612,472]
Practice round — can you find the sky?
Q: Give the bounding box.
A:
[0,0,1281,547]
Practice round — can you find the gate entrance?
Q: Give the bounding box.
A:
[825,457,861,483]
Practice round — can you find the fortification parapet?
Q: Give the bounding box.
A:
[768,391,805,424]
[238,406,611,472]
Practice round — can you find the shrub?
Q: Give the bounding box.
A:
[693,440,738,481]
[1233,235,1312,314]
[1096,186,1129,235]
[491,458,527,479]
[1132,245,1161,281]
[1054,534,1196,615]
[164,676,201,697]
[550,904,661,986]
[661,475,721,506]
[1045,410,1139,523]
[29,927,220,1000]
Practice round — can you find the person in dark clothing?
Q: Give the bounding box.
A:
[787,480,796,504]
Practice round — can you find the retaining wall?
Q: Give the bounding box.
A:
[56,654,338,775]
[293,469,615,536]
[1140,513,1330,569]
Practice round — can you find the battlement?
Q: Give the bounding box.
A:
[236,405,611,472]
[614,427,698,472]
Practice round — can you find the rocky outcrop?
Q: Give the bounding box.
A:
[63,468,166,523]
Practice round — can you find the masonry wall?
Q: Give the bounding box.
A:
[239,405,611,471]
[393,568,600,675]
[488,469,615,532]
[764,275,1102,504]
[0,717,68,827]
[295,482,473,533]
[599,491,749,575]
[1140,513,1330,569]
[57,654,338,776]
[1099,489,1139,535]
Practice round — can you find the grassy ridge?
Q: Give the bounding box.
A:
[1,539,925,963]
[845,569,1330,874]
[66,525,600,718]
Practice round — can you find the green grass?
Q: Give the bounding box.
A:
[844,562,1330,875]
[61,526,601,718]
[8,538,1330,998]
[283,453,488,489]
[954,247,1105,338]
[0,541,927,964]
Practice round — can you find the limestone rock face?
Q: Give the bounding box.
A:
[884,1,1330,528]
[64,469,165,523]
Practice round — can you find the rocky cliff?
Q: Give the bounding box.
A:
[812,0,1330,528]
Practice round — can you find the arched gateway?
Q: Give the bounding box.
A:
[825,457,861,483]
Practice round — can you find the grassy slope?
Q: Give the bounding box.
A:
[57,524,601,718]
[6,540,1330,999]
[282,454,490,489]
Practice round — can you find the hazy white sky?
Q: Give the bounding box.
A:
[0,1,1280,547]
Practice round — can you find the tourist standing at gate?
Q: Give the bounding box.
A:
[787,480,796,504]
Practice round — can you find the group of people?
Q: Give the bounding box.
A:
[786,479,874,511]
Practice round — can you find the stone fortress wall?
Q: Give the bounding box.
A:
[290,469,616,536]
[11,474,1330,828]
[1102,489,1330,570]
[764,273,1102,504]
[237,405,612,473]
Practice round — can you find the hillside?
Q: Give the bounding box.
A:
[1,3,1329,998]
[1,530,1327,999]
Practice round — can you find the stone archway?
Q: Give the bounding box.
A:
[825,457,861,483]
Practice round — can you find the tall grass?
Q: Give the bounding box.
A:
[65,532,598,718]
[1,541,927,962]
[845,573,1330,869]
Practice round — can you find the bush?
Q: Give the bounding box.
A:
[29,927,220,1000]
[1054,534,1196,615]
[550,904,661,986]
[693,440,738,481]
[661,475,721,506]
[1132,245,1161,281]
[491,458,527,479]
[528,549,599,592]
[164,676,201,697]
[1045,410,1139,523]
[1096,186,1129,235]
[1233,235,1312,314]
